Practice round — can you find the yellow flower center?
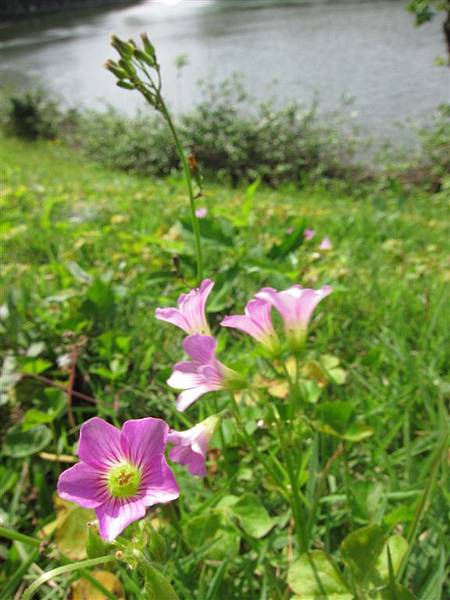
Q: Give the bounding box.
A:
[107,463,141,498]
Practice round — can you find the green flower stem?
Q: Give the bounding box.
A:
[22,555,116,600]
[229,392,286,492]
[0,526,41,547]
[269,403,307,553]
[159,99,204,283]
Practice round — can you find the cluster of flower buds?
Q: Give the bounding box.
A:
[58,278,331,540]
[105,34,163,111]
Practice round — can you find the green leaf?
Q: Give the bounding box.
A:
[318,401,353,433]
[180,215,234,246]
[369,583,417,599]
[55,506,94,559]
[341,423,373,442]
[340,524,388,584]
[268,221,304,260]
[20,358,52,375]
[86,527,108,559]
[241,177,260,224]
[287,550,351,597]
[141,562,179,600]
[183,511,221,547]
[22,408,55,428]
[81,279,115,321]
[3,424,52,457]
[231,493,276,538]
[372,535,408,584]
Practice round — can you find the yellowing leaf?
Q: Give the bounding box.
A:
[40,495,94,559]
[71,570,124,600]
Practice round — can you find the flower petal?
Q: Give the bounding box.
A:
[77,417,123,469]
[167,368,203,390]
[121,418,169,468]
[176,385,210,411]
[140,455,180,504]
[96,497,147,541]
[57,462,108,509]
[170,444,206,477]
[182,334,217,364]
[155,307,189,333]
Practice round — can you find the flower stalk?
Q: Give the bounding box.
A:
[106,34,204,283]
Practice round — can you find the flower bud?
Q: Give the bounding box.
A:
[116,81,135,90]
[141,33,156,58]
[118,58,137,78]
[105,60,128,80]
[134,48,156,68]
[111,35,134,59]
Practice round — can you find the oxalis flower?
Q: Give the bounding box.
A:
[57,417,179,541]
[221,298,279,354]
[319,236,332,250]
[167,334,240,411]
[256,284,332,351]
[304,228,316,240]
[155,279,214,335]
[168,416,219,477]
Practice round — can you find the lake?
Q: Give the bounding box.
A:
[1,0,448,140]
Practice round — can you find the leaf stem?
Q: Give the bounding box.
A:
[21,555,116,600]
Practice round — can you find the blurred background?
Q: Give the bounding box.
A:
[1,0,449,142]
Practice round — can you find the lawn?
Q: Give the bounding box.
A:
[1,134,448,598]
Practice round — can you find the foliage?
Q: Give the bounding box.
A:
[1,133,448,598]
[4,88,64,140]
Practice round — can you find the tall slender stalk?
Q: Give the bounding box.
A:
[159,100,203,282]
[107,34,204,283]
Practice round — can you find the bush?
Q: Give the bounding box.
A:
[76,108,178,175]
[5,88,61,140]
[75,79,361,186]
[4,83,448,189]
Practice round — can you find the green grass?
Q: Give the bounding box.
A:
[1,135,449,598]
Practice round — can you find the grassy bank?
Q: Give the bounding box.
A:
[1,135,449,598]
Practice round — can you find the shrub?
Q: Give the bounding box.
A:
[6,88,61,140]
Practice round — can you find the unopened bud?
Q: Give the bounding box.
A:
[140,33,156,57]
[133,48,156,67]
[105,60,128,80]
[111,35,134,59]
[115,550,124,560]
[116,80,135,90]
[118,58,137,78]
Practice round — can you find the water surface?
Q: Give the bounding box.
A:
[1,0,448,140]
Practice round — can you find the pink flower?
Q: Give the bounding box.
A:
[167,334,239,411]
[256,284,332,350]
[195,207,208,219]
[304,228,316,240]
[319,236,332,250]
[155,279,214,335]
[221,298,279,353]
[168,415,219,477]
[57,417,179,541]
